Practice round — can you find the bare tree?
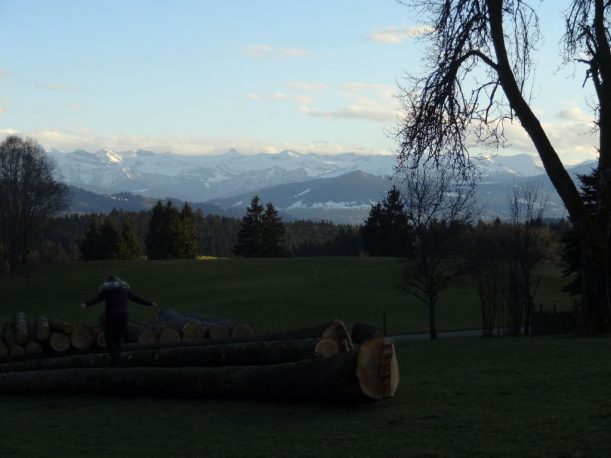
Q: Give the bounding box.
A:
[397,0,611,333]
[400,161,475,339]
[0,136,68,272]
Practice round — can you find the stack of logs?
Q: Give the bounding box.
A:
[0,313,399,403]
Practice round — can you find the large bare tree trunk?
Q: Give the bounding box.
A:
[0,337,399,403]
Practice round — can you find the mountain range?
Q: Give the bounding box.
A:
[49,147,596,223]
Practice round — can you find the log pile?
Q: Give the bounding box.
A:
[0,312,398,403]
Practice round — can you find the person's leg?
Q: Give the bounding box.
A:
[104,314,126,366]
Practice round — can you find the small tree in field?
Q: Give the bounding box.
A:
[260,202,288,257]
[400,161,475,339]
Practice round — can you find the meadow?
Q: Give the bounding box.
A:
[1,257,608,457]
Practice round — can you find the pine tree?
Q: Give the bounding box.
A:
[146,200,168,259]
[234,196,264,257]
[261,202,287,257]
[79,219,103,260]
[179,203,199,259]
[119,221,141,260]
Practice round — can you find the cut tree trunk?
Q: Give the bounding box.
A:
[9,344,24,357]
[71,325,95,351]
[159,328,181,345]
[0,337,399,403]
[94,328,107,348]
[181,322,207,341]
[49,332,71,352]
[138,329,158,345]
[121,320,353,353]
[13,312,29,345]
[49,319,75,335]
[35,316,51,342]
[0,337,340,372]
[159,309,254,338]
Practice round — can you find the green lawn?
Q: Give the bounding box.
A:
[0,257,574,335]
[0,258,605,457]
[1,337,610,457]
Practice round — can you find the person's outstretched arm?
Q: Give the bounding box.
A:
[81,291,105,309]
[127,291,156,307]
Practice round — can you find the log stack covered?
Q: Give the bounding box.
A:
[0,311,399,403]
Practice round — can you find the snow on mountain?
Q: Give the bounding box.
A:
[48,147,594,222]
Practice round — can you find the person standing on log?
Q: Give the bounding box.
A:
[81,275,156,366]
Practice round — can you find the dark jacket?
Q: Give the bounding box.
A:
[84,280,153,315]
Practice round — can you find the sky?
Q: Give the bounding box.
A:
[0,0,600,163]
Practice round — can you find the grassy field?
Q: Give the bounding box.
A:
[0,257,573,335]
[1,257,601,457]
[0,337,610,457]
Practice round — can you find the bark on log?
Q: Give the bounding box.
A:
[181,322,207,341]
[0,338,340,372]
[49,319,74,335]
[24,342,43,355]
[49,332,71,353]
[351,323,384,344]
[208,324,230,339]
[35,316,51,342]
[159,309,254,338]
[0,337,399,402]
[14,312,29,345]
[71,325,95,351]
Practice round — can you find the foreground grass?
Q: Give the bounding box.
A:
[1,337,610,457]
[0,257,572,335]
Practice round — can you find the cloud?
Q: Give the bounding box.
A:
[300,101,397,123]
[556,106,593,123]
[0,68,6,78]
[367,25,434,44]
[0,127,390,156]
[36,83,74,91]
[285,82,328,92]
[245,91,312,104]
[241,44,308,60]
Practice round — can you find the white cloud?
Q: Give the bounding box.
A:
[556,106,593,123]
[241,44,308,60]
[0,68,6,78]
[0,127,389,156]
[245,92,312,104]
[285,82,328,92]
[300,101,397,123]
[367,25,434,44]
[36,83,74,91]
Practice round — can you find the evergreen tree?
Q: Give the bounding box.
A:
[179,203,199,259]
[119,221,141,260]
[79,219,103,260]
[146,200,169,259]
[260,202,287,257]
[361,186,411,256]
[234,196,264,257]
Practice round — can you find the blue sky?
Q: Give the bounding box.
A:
[0,0,598,163]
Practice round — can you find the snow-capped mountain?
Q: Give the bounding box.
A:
[48,147,548,203]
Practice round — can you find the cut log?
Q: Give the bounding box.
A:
[159,328,181,345]
[25,342,43,355]
[181,322,207,341]
[125,321,150,343]
[208,324,230,339]
[0,337,399,402]
[14,312,29,345]
[231,323,255,337]
[0,337,340,372]
[49,319,75,335]
[35,316,51,342]
[351,323,384,344]
[95,329,107,348]
[10,344,25,357]
[49,332,71,352]
[0,337,8,359]
[121,320,354,354]
[71,325,95,351]
[138,329,158,345]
